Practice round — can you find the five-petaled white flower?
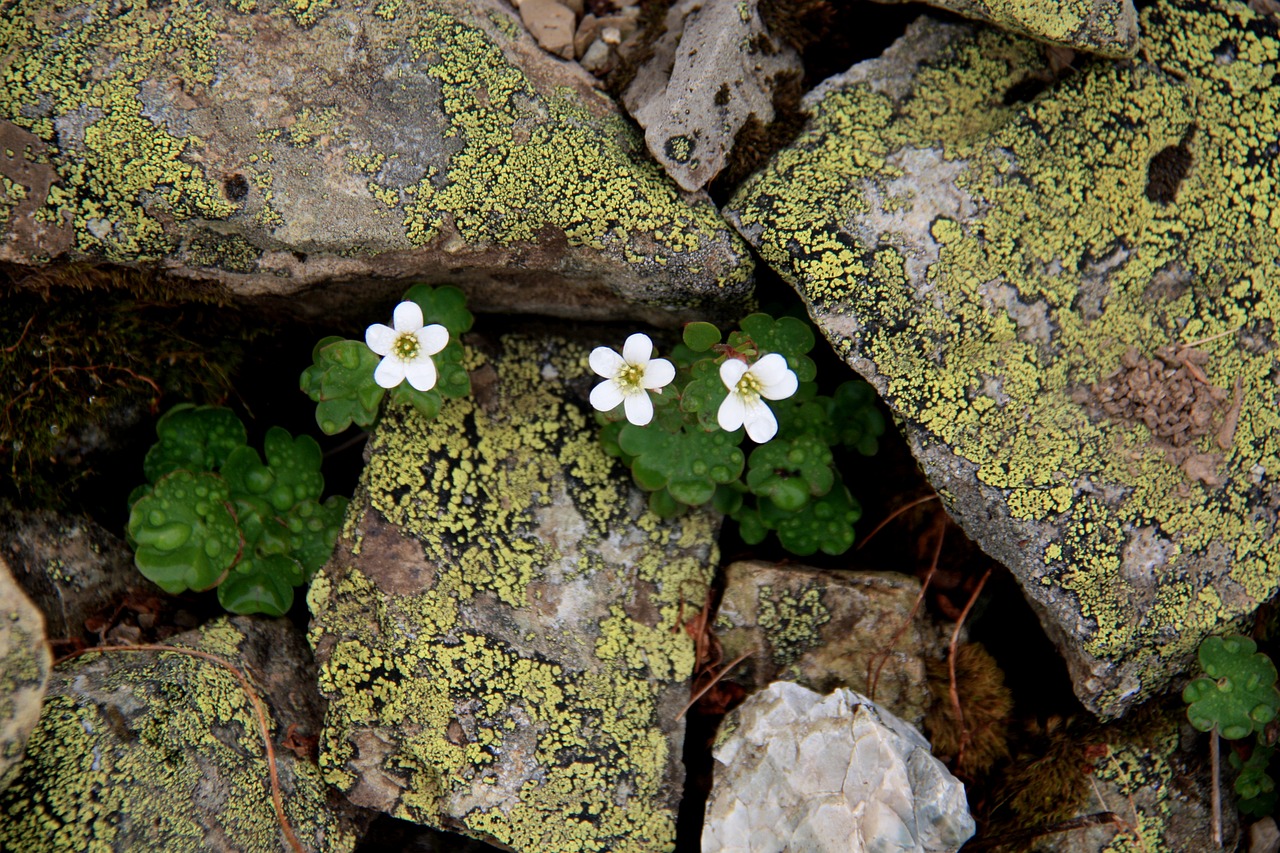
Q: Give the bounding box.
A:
[589,333,675,426]
[365,301,449,391]
[717,353,798,443]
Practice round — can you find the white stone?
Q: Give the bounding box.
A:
[702,682,974,853]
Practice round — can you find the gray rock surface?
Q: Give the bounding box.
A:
[714,560,943,727]
[726,0,1280,719]
[0,616,363,852]
[0,0,753,325]
[702,682,974,853]
[0,555,50,793]
[308,329,721,852]
[869,0,1138,56]
[622,0,802,191]
[0,506,149,641]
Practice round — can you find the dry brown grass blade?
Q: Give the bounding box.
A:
[949,567,992,772]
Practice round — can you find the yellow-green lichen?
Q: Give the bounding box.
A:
[0,618,354,852]
[0,1,235,260]
[755,585,830,670]
[310,334,720,851]
[729,0,1280,713]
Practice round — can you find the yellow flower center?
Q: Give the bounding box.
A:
[736,372,762,400]
[618,363,645,390]
[393,332,421,361]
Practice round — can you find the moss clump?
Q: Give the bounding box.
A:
[925,642,1014,777]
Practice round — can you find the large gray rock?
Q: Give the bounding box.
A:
[714,560,943,727]
[870,0,1138,56]
[702,682,974,853]
[0,555,50,793]
[309,330,721,852]
[0,616,362,852]
[726,0,1280,719]
[622,0,803,191]
[0,0,753,325]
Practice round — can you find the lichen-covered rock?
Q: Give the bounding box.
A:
[0,506,149,641]
[726,0,1280,719]
[0,616,361,852]
[0,555,50,793]
[702,682,974,853]
[308,331,721,852]
[713,560,943,727]
[622,0,802,191]
[0,0,753,325]
[870,0,1138,56]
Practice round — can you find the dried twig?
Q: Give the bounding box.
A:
[857,494,939,550]
[676,648,754,721]
[868,525,943,702]
[56,644,307,853]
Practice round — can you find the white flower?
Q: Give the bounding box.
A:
[365,301,449,391]
[717,353,798,443]
[588,333,676,426]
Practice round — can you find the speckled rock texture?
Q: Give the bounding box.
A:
[622,0,802,191]
[0,555,50,793]
[701,682,974,853]
[870,0,1138,56]
[726,0,1280,720]
[714,560,943,727]
[0,615,361,852]
[308,330,721,852]
[0,0,754,326]
[0,505,149,641]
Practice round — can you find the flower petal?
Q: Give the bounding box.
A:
[623,391,654,426]
[719,358,750,390]
[742,398,779,443]
[590,380,625,412]
[622,333,653,366]
[641,357,675,390]
[392,300,424,332]
[717,392,746,432]
[404,357,438,392]
[374,356,407,388]
[419,323,449,356]
[366,323,396,356]
[590,346,626,379]
[751,353,798,400]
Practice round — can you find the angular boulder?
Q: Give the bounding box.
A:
[0,0,753,324]
[726,0,1280,719]
[0,616,360,851]
[870,0,1138,56]
[0,555,50,793]
[308,331,721,851]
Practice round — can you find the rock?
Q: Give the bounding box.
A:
[623,0,802,191]
[0,555,50,793]
[308,330,721,852]
[0,506,149,642]
[869,0,1138,56]
[725,0,1280,719]
[701,682,974,853]
[0,616,363,851]
[0,0,753,326]
[714,560,943,727]
[1252,817,1280,853]
[997,704,1236,851]
[520,0,576,59]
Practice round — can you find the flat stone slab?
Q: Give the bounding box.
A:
[726,0,1280,718]
[0,0,753,325]
[0,555,50,793]
[308,331,720,852]
[870,0,1138,56]
[0,616,360,852]
[714,560,942,727]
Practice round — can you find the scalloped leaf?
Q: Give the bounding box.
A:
[128,471,239,594]
[143,405,247,483]
[618,423,744,506]
[402,284,474,338]
[217,556,297,616]
[1184,634,1280,740]
[682,321,722,352]
[302,338,385,435]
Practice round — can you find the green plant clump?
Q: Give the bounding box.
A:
[127,404,347,616]
[597,314,884,555]
[1184,633,1280,816]
[300,284,473,434]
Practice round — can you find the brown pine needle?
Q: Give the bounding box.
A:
[676,648,755,721]
[857,494,939,550]
[868,525,943,702]
[949,567,992,772]
[57,644,307,853]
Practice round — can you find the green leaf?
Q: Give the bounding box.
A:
[618,422,744,506]
[393,383,443,420]
[680,356,730,429]
[216,556,297,616]
[1183,634,1280,740]
[829,380,885,455]
[302,339,385,435]
[143,405,247,482]
[731,313,818,382]
[748,482,862,556]
[285,496,348,577]
[682,321,722,352]
[647,488,682,518]
[746,434,836,511]
[402,284,474,338]
[127,471,239,594]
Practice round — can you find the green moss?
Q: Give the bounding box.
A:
[310,334,719,852]
[729,0,1280,712]
[0,618,354,852]
[0,1,235,260]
